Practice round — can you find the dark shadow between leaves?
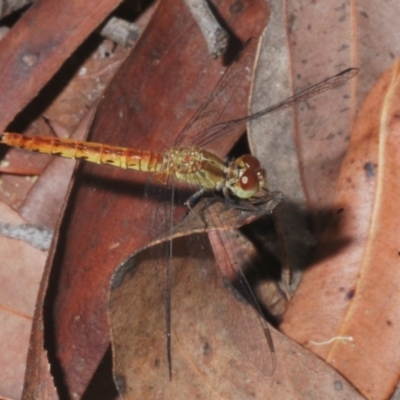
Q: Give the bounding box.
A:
[81,345,118,400]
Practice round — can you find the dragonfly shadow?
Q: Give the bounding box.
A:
[233,200,355,320]
[308,205,355,266]
[268,200,354,273]
[77,169,201,206]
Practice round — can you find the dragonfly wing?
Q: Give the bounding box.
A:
[143,170,214,378]
[174,38,257,147]
[170,197,279,376]
[193,67,359,147]
[205,205,277,375]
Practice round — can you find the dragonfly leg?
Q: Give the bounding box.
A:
[185,188,207,210]
[185,188,227,225]
[222,187,241,208]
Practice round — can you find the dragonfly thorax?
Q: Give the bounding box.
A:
[165,147,265,200]
[165,147,226,190]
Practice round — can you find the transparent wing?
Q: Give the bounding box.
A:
[174,37,357,149]
[143,169,220,378]
[191,67,359,147]
[206,209,278,375]
[174,38,257,147]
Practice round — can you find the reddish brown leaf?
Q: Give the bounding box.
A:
[36,0,269,397]
[281,60,400,399]
[0,0,122,132]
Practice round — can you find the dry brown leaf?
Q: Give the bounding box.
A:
[0,201,47,399]
[249,0,357,287]
[245,1,400,398]
[281,59,400,400]
[109,199,364,399]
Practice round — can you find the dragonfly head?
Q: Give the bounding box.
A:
[231,155,266,199]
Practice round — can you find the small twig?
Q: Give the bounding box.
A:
[0,222,53,251]
[100,16,141,47]
[184,0,228,57]
[0,0,33,20]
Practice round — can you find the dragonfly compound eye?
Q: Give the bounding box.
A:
[238,154,261,170]
[234,170,259,199]
[232,154,265,199]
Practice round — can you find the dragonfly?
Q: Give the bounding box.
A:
[0,39,358,379]
[0,67,358,210]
